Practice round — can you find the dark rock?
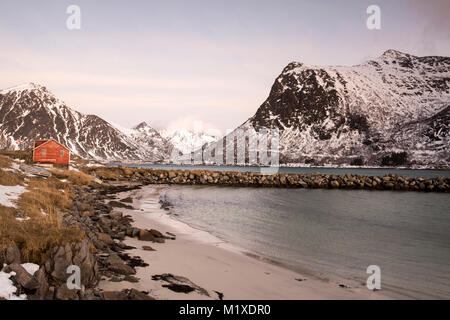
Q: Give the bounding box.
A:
[142,246,156,251]
[152,273,209,296]
[214,290,224,300]
[149,229,164,238]
[97,233,114,245]
[105,253,125,266]
[108,201,133,209]
[138,229,155,242]
[34,267,49,300]
[163,283,195,293]
[123,275,140,283]
[119,197,133,203]
[109,211,123,220]
[108,263,136,275]
[46,239,98,288]
[55,284,79,300]
[5,244,21,265]
[126,288,155,300]
[9,263,40,290]
[101,291,128,300]
[118,253,149,268]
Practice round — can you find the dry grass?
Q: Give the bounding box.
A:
[70,155,90,166]
[51,168,93,186]
[0,155,12,168]
[0,169,23,186]
[0,177,84,264]
[84,166,124,180]
[0,150,32,164]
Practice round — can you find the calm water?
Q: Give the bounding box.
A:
[160,185,450,299]
[116,163,450,179]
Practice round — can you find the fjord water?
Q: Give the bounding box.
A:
[161,186,450,299]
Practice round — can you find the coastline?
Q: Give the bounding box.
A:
[84,166,450,192]
[99,184,392,300]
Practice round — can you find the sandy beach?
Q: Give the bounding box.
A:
[97,185,392,300]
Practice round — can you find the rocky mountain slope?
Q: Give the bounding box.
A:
[0,83,170,162]
[204,50,449,167]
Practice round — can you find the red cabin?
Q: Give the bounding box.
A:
[33,139,70,166]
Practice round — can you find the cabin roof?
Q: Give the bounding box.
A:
[33,139,70,151]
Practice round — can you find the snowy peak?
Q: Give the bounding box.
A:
[160,128,219,155]
[381,49,409,58]
[133,121,150,130]
[222,50,450,167]
[0,82,47,94]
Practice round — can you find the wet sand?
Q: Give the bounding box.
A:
[99,185,390,300]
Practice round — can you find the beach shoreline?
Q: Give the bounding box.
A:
[99,184,392,300]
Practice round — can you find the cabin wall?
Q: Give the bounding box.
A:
[33,140,70,165]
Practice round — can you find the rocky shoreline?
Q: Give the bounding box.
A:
[85,166,450,193]
[0,182,174,300]
[1,166,449,300]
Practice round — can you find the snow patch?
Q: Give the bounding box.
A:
[21,263,40,276]
[0,185,26,208]
[0,271,27,300]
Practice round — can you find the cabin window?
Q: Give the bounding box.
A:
[41,149,46,156]
[60,150,64,156]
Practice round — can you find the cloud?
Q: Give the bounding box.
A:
[163,115,222,134]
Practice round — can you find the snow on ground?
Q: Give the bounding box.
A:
[84,163,105,167]
[21,263,40,276]
[0,185,26,208]
[0,271,26,300]
[15,217,30,222]
[69,166,80,172]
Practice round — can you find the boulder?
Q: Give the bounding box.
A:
[5,244,21,265]
[119,197,133,203]
[19,164,51,177]
[33,267,50,300]
[108,201,133,209]
[46,239,98,288]
[127,288,155,300]
[138,229,155,242]
[149,229,164,238]
[9,263,40,290]
[330,180,339,188]
[105,253,125,266]
[97,233,114,245]
[55,284,79,300]
[101,291,128,300]
[152,273,209,296]
[109,211,123,220]
[108,263,136,275]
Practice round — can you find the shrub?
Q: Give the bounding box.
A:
[350,158,364,166]
[381,152,408,167]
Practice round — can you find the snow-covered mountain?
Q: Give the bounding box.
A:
[205,50,449,167]
[0,83,170,162]
[160,128,219,155]
[1,50,448,167]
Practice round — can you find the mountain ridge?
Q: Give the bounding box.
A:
[0,83,170,161]
[203,50,449,167]
[1,50,448,167]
